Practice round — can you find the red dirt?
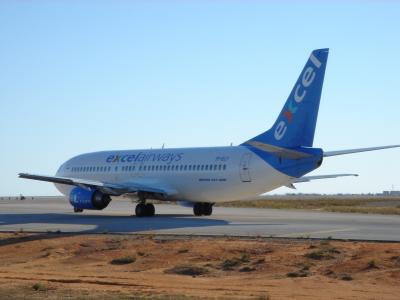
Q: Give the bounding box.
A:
[0,233,399,299]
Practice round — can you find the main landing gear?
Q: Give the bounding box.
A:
[135,203,155,217]
[193,202,213,216]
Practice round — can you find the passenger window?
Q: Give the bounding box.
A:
[223,164,227,170]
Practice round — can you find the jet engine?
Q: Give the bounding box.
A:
[69,187,111,210]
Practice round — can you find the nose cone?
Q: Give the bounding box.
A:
[54,162,71,196]
[55,163,65,176]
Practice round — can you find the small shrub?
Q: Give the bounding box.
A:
[221,258,242,270]
[110,256,136,265]
[305,250,333,260]
[177,249,189,254]
[305,247,340,260]
[137,251,145,256]
[254,258,266,265]
[340,273,353,281]
[165,265,208,276]
[301,265,310,271]
[328,247,341,254]
[367,260,378,269]
[391,255,400,265]
[32,283,47,292]
[240,253,250,262]
[287,270,308,278]
[239,266,256,272]
[324,269,334,276]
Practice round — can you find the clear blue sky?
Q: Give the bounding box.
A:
[1,1,399,196]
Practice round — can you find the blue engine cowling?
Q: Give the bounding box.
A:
[69,187,111,210]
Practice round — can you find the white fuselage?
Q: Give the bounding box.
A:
[55,146,292,203]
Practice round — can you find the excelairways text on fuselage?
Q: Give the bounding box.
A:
[106,152,184,165]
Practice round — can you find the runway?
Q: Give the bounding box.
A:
[1,197,399,241]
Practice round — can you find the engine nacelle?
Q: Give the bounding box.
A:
[69,187,111,210]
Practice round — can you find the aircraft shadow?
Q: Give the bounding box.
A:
[0,213,229,234]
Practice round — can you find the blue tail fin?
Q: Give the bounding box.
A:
[244,48,329,148]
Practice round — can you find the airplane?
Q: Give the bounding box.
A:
[19,48,400,217]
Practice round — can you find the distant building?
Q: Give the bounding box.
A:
[382,190,400,196]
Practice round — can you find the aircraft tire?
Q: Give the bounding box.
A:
[193,203,203,216]
[135,203,147,217]
[145,203,155,217]
[203,203,213,216]
[74,207,83,213]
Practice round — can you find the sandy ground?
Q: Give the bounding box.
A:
[0,233,399,299]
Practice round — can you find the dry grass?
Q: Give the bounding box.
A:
[217,196,400,215]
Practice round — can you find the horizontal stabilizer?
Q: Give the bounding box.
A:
[293,173,358,183]
[324,145,400,157]
[245,141,312,159]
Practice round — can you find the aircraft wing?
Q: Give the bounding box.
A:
[293,173,358,183]
[18,173,170,197]
[323,145,400,157]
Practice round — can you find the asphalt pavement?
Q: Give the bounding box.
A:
[0,197,399,241]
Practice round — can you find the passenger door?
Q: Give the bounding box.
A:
[239,153,252,182]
